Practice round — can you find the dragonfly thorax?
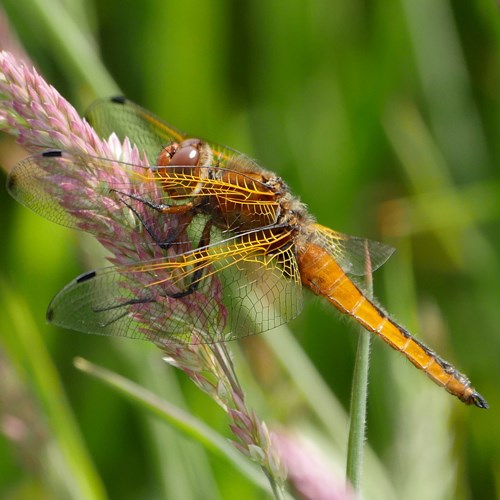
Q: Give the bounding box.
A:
[154,137,312,238]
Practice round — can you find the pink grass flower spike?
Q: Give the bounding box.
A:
[0,51,287,493]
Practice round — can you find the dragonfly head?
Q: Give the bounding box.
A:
[154,138,212,198]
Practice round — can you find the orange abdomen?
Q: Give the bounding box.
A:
[297,242,487,408]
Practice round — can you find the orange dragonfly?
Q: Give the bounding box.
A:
[7,97,487,408]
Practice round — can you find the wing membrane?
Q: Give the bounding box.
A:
[6,149,165,234]
[47,229,303,344]
[7,150,281,244]
[86,97,253,166]
[312,223,395,276]
[86,97,187,162]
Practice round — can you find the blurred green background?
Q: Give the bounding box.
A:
[0,0,499,499]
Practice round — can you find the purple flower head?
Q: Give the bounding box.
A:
[1,50,225,345]
[274,430,356,500]
[1,51,286,490]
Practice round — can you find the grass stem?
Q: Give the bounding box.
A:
[346,243,373,491]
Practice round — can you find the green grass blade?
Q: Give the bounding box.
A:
[73,356,290,498]
[0,280,107,500]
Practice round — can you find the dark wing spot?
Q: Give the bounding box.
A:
[46,307,54,322]
[6,173,17,191]
[110,96,127,104]
[76,270,97,283]
[42,149,63,158]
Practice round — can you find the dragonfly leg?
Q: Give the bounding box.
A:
[89,219,213,325]
[92,297,157,327]
[112,190,194,249]
[109,188,195,214]
[170,219,213,299]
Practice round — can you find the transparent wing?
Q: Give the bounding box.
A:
[47,228,303,344]
[86,97,245,165]
[6,149,281,244]
[6,149,164,233]
[86,97,187,162]
[312,223,395,276]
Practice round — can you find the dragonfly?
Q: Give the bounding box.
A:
[6,96,487,408]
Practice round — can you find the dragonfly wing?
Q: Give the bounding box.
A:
[86,97,261,171]
[6,149,170,234]
[7,150,82,229]
[47,263,227,344]
[220,240,303,339]
[86,97,187,162]
[312,223,395,276]
[6,148,281,251]
[47,229,303,344]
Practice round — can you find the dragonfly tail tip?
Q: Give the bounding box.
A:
[471,391,489,409]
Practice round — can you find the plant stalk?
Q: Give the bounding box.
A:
[346,243,373,491]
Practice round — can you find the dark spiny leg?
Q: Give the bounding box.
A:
[93,297,157,327]
[110,188,195,214]
[93,297,156,313]
[117,195,167,247]
[113,191,193,249]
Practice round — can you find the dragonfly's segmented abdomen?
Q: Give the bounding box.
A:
[297,242,488,408]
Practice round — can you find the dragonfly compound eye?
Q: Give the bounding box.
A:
[155,139,205,198]
[170,138,201,167]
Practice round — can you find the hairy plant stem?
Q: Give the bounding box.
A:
[346,243,373,491]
